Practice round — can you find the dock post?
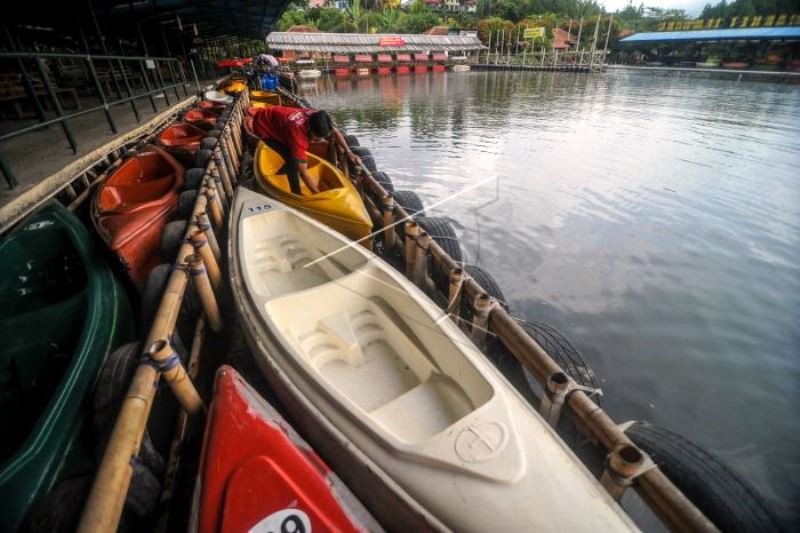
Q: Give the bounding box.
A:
[147,339,206,416]
[189,253,223,333]
[470,292,492,348]
[204,185,224,229]
[382,195,396,251]
[196,212,222,262]
[189,227,222,290]
[447,267,464,324]
[414,231,431,290]
[600,444,650,501]
[404,221,419,276]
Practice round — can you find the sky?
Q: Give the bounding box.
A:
[599,0,710,16]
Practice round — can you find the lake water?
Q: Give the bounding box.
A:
[300,69,800,526]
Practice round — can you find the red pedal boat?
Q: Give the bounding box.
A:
[199,100,226,114]
[92,145,184,287]
[193,366,379,533]
[184,108,218,130]
[157,123,207,167]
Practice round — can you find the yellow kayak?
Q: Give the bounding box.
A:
[249,90,286,108]
[220,78,248,94]
[254,141,373,248]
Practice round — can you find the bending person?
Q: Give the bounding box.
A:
[248,106,359,195]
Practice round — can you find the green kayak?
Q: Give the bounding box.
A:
[0,202,132,532]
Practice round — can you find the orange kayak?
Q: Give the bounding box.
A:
[184,108,218,130]
[92,145,184,287]
[157,123,207,167]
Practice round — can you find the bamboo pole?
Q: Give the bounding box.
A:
[188,253,223,333]
[589,15,601,71]
[189,228,222,290]
[196,211,221,263]
[602,15,614,69]
[404,222,419,276]
[204,185,224,229]
[382,194,395,250]
[78,174,212,532]
[414,231,431,290]
[470,292,491,348]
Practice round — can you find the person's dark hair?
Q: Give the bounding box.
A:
[308,110,332,139]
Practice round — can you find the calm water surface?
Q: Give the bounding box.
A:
[301,69,800,525]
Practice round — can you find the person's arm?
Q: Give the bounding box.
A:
[296,161,320,194]
[332,127,360,165]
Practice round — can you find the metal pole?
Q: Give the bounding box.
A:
[88,0,123,99]
[165,60,181,100]
[86,57,118,133]
[116,58,140,121]
[602,15,614,68]
[589,15,601,71]
[35,57,78,154]
[153,59,171,105]
[137,22,149,56]
[139,59,159,112]
[2,20,47,123]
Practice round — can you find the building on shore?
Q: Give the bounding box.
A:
[618,26,800,70]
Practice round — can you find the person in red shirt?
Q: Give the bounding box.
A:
[248,106,359,195]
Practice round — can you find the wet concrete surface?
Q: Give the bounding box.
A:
[0,80,216,209]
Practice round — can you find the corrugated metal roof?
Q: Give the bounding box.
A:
[620,26,800,43]
[266,31,485,53]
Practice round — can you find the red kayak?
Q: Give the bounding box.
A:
[92,145,184,287]
[199,100,226,114]
[193,366,378,533]
[184,108,218,130]
[157,123,207,167]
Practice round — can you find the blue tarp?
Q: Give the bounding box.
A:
[620,26,800,43]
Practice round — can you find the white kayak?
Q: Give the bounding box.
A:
[229,186,639,532]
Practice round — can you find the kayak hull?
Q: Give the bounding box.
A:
[157,123,206,167]
[0,202,131,532]
[193,365,379,533]
[253,141,372,248]
[92,145,184,287]
[228,188,638,532]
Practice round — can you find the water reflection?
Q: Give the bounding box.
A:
[303,70,800,524]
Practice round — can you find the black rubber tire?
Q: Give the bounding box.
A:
[195,149,213,168]
[344,134,359,147]
[184,168,206,190]
[391,190,425,218]
[205,129,222,138]
[201,138,218,150]
[417,216,463,297]
[92,342,166,477]
[374,171,394,193]
[520,322,597,390]
[390,190,426,245]
[93,343,141,432]
[627,422,785,532]
[359,155,378,173]
[22,475,91,533]
[178,190,198,220]
[125,462,162,521]
[140,264,199,348]
[350,146,372,158]
[461,264,509,317]
[160,220,187,262]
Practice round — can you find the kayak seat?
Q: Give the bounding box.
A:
[241,211,367,298]
[267,265,494,445]
[98,175,176,213]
